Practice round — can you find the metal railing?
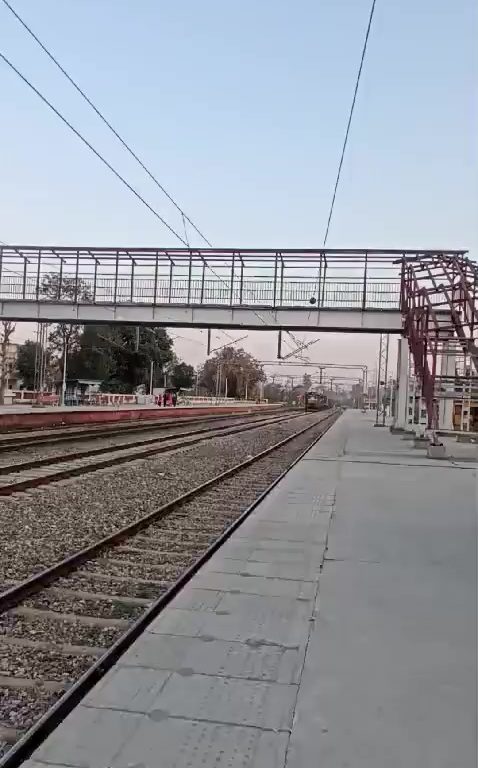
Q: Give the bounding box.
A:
[0,247,463,312]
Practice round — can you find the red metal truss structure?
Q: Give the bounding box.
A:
[401,252,478,429]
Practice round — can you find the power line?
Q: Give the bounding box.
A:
[0,50,189,246]
[0,51,286,338]
[1,0,212,247]
[0,5,256,333]
[322,0,377,246]
[0,46,296,355]
[305,0,378,328]
[0,59,233,313]
[0,3,266,332]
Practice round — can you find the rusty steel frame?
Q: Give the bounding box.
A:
[401,253,478,429]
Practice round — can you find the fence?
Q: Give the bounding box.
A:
[0,247,425,312]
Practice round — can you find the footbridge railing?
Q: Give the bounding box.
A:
[0,247,439,313]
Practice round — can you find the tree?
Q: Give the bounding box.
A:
[16,335,55,392]
[40,274,93,394]
[264,382,287,403]
[98,326,175,393]
[171,361,195,390]
[17,340,42,390]
[40,274,92,304]
[48,323,82,361]
[18,312,191,395]
[0,321,16,404]
[199,346,265,399]
[302,373,312,391]
[67,325,115,381]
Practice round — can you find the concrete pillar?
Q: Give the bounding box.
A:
[394,337,409,430]
[438,344,456,430]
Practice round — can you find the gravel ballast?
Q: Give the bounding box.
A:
[0,614,123,648]
[23,591,146,621]
[0,413,320,585]
[1,686,59,733]
[0,644,96,682]
[0,411,339,752]
[0,411,286,468]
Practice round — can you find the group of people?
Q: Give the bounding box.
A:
[156,390,177,407]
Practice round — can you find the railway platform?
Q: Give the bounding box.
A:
[0,403,272,431]
[23,410,477,768]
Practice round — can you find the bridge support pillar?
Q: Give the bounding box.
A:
[438,343,456,431]
[394,337,410,430]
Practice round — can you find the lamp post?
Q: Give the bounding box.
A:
[60,336,68,407]
[149,361,154,395]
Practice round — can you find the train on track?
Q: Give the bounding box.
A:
[304,391,330,412]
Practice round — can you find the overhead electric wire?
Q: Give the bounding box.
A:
[1,0,212,248]
[0,54,282,341]
[0,51,190,246]
[0,12,298,357]
[0,49,283,347]
[322,0,377,246]
[306,0,377,327]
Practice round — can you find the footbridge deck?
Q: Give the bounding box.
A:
[0,247,458,331]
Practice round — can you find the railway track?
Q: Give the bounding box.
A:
[0,411,300,497]
[0,409,339,765]
[0,407,286,453]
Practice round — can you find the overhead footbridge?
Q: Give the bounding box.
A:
[0,246,447,332]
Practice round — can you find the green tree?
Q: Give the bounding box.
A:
[171,361,195,390]
[47,323,82,361]
[40,274,92,303]
[99,326,174,393]
[67,325,115,381]
[199,347,265,399]
[40,274,93,387]
[17,340,41,389]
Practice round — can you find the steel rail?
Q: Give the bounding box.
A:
[0,411,297,479]
[0,408,286,452]
[0,411,336,613]
[0,411,302,496]
[0,410,339,768]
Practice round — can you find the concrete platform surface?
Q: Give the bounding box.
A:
[24,411,477,768]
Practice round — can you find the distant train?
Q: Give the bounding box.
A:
[304,391,330,412]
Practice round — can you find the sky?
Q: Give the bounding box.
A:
[0,0,476,383]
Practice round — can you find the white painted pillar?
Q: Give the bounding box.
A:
[394,337,410,429]
[438,344,456,430]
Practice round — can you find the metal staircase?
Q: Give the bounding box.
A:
[401,252,478,429]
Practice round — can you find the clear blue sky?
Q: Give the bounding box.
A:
[1,0,476,372]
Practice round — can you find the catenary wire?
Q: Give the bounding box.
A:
[0,0,213,248]
[0,51,189,246]
[307,0,377,321]
[0,1,258,320]
[1,2,303,354]
[0,53,296,355]
[322,0,377,246]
